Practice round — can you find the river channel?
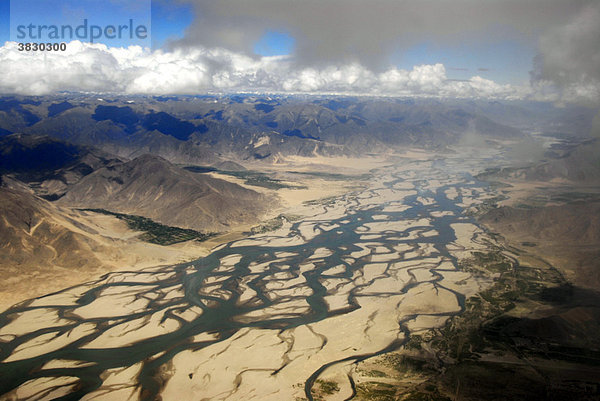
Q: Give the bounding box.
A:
[0,154,501,400]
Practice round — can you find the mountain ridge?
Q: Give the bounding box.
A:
[57,154,272,232]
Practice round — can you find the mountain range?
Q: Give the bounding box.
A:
[0,95,562,165]
[1,94,598,310]
[0,134,270,232]
[58,153,271,231]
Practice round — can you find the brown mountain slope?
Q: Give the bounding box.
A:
[57,154,272,232]
[0,186,103,270]
[480,201,600,289]
[0,186,108,309]
[0,133,123,200]
[480,140,600,184]
[0,185,214,310]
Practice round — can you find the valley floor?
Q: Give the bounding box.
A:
[0,149,599,401]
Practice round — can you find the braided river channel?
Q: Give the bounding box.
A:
[0,155,502,400]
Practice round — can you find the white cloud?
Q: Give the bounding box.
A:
[174,0,594,70]
[0,40,562,101]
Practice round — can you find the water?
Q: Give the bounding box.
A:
[0,156,499,400]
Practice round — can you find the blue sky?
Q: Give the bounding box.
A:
[0,0,191,49]
[151,0,192,49]
[395,40,535,84]
[0,0,8,42]
[0,0,535,84]
[254,30,295,57]
[7,0,151,47]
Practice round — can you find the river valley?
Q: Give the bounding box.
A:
[0,151,538,401]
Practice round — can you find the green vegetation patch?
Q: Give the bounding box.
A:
[303,195,340,206]
[464,195,507,216]
[381,353,434,375]
[183,165,217,173]
[362,369,388,378]
[403,391,452,401]
[80,208,216,245]
[184,165,305,190]
[315,379,340,395]
[287,171,371,181]
[223,170,306,190]
[250,214,302,234]
[355,382,396,400]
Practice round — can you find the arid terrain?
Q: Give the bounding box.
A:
[0,96,599,401]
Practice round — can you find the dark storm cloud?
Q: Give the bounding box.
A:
[173,0,594,70]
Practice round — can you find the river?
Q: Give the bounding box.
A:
[0,154,501,400]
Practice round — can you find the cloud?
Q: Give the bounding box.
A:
[2,1,597,104]
[162,0,599,106]
[0,41,535,99]
[172,0,595,70]
[2,1,596,105]
[531,2,600,104]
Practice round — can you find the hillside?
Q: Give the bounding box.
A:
[0,133,120,199]
[57,154,272,232]
[481,201,600,289]
[479,139,600,183]
[0,186,104,271]
[0,184,220,311]
[0,186,110,310]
